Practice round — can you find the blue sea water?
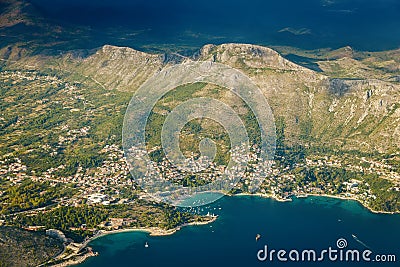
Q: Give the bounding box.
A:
[31,0,400,51]
[78,196,400,267]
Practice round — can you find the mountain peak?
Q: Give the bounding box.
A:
[199,43,311,72]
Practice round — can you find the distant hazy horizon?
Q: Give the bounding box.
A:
[29,0,400,51]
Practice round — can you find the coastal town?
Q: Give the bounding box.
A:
[1,47,400,266]
[1,68,399,219]
[2,127,399,265]
[2,128,399,214]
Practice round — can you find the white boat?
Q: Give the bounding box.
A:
[256,234,261,241]
[145,242,149,248]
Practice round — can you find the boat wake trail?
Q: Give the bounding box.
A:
[352,234,371,249]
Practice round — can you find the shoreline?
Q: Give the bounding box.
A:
[49,216,218,267]
[304,193,397,215]
[235,192,293,202]
[235,192,398,215]
[50,193,397,266]
[89,215,218,242]
[47,253,93,267]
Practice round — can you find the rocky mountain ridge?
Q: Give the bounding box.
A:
[1,42,399,154]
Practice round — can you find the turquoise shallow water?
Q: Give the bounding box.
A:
[78,196,400,267]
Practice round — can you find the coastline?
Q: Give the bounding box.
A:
[49,192,397,266]
[47,253,93,267]
[235,192,293,202]
[101,216,217,237]
[235,192,398,215]
[89,216,218,242]
[49,216,218,267]
[304,193,397,215]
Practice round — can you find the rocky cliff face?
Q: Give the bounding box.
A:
[1,42,399,153]
[200,43,310,71]
[198,43,400,153]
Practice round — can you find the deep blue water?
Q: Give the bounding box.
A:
[30,0,400,51]
[78,196,400,267]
